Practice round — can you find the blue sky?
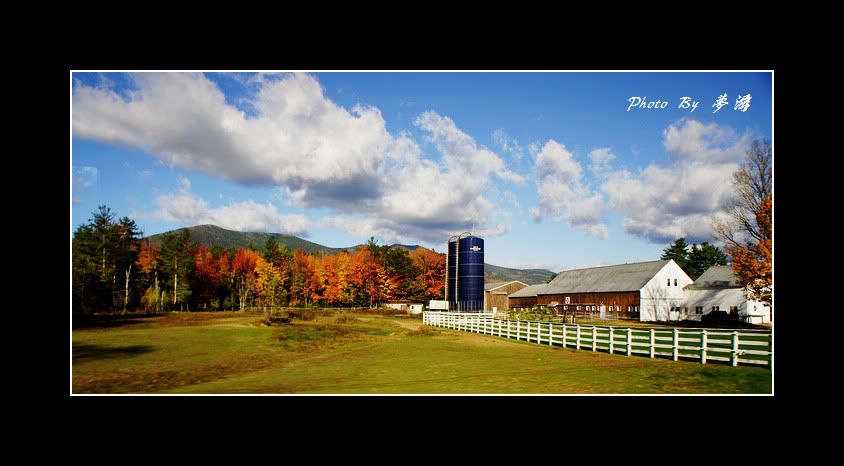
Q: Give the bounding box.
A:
[71,71,772,273]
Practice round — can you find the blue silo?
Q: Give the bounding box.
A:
[457,235,484,311]
[446,237,458,303]
[446,233,484,312]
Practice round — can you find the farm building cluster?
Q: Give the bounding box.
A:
[469,260,769,324]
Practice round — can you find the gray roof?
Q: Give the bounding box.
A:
[508,284,548,298]
[538,260,670,295]
[687,265,739,289]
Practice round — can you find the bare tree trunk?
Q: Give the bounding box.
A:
[173,257,178,308]
[123,264,132,314]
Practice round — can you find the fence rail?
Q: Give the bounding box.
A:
[423,312,772,367]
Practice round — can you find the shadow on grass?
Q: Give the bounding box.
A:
[72,313,163,330]
[73,343,155,364]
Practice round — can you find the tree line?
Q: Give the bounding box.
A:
[72,207,446,313]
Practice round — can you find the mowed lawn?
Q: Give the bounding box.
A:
[72,312,772,394]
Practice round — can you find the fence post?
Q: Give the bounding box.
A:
[562,324,567,348]
[701,329,708,364]
[527,321,531,342]
[673,328,679,361]
[609,327,614,354]
[507,320,511,339]
[649,328,655,358]
[517,321,521,341]
[627,328,632,356]
[592,327,597,352]
[576,325,581,350]
[732,331,739,367]
[549,323,554,346]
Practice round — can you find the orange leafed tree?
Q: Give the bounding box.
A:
[727,198,772,305]
[136,241,162,311]
[232,248,261,310]
[714,140,772,311]
[254,256,282,311]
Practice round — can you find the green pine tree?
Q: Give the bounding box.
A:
[661,238,690,272]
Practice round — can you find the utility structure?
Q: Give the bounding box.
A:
[445,232,484,312]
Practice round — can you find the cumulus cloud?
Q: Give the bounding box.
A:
[73,73,521,243]
[73,72,391,208]
[602,119,751,244]
[588,148,615,175]
[416,112,525,185]
[531,140,608,239]
[152,178,310,235]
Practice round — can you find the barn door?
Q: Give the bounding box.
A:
[599,305,606,319]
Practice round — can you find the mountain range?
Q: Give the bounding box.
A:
[145,224,555,284]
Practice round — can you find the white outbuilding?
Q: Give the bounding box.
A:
[682,266,771,324]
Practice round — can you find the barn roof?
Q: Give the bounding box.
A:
[508,284,549,298]
[687,265,739,289]
[538,260,670,295]
[484,281,527,291]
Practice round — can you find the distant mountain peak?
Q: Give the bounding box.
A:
[389,243,421,252]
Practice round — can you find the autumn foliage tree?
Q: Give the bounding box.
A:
[714,139,772,312]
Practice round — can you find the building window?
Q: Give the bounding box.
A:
[627,306,632,313]
[712,306,720,312]
[577,305,581,310]
[674,278,678,286]
[667,278,671,286]
[730,306,738,314]
[565,296,570,304]
[616,305,620,312]
[683,307,688,315]
[635,306,639,312]
[563,305,568,310]
[695,306,703,314]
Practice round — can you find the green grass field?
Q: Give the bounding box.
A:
[72,312,772,394]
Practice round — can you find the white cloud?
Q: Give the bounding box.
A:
[588,147,615,175]
[531,140,608,239]
[73,73,525,244]
[415,112,525,185]
[602,119,750,244]
[492,128,524,161]
[73,72,391,210]
[152,178,309,235]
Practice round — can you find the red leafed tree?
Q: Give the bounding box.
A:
[193,245,221,310]
[291,250,321,307]
[232,248,261,311]
[349,248,383,308]
[410,248,446,301]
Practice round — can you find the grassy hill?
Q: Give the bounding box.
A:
[145,224,555,283]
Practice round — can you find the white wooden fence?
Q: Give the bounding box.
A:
[423,312,772,367]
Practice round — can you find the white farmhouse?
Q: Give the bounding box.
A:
[683,266,771,324]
